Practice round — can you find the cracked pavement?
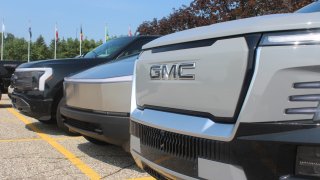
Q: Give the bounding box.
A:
[0,95,151,179]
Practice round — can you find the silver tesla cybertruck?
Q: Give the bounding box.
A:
[130,2,320,180]
[61,55,138,151]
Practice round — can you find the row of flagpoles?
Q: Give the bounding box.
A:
[0,21,134,61]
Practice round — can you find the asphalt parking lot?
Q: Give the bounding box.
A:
[0,94,152,180]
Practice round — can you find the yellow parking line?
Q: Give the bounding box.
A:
[0,138,42,142]
[128,177,155,180]
[0,136,82,143]
[7,108,101,180]
[54,136,83,141]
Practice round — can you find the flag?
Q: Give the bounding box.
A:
[55,24,59,42]
[128,25,132,37]
[1,22,6,38]
[80,25,83,41]
[28,27,32,39]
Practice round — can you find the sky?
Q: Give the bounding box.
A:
[0,0,192,44]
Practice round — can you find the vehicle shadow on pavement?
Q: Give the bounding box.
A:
[0,103,12,108]
[77,142,145,173]
[24,122,79,136]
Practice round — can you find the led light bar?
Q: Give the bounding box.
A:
[260,29,320,46]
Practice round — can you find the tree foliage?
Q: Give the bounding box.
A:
[137,0,316,35]
[0,33,103,61]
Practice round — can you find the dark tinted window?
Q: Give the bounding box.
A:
[84,37,134,58]
[296,1,320,13]
[117,37,157,59]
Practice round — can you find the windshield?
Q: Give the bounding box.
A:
[296,1,320,13]
[84,37,134,58]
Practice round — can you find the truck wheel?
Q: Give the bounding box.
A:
[83,136,109,145]
[38,119,56,124]
[56,98,79,136]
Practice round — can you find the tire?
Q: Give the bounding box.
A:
[56,97,79,136]
[83,136,109,145]
[38,119,56,124]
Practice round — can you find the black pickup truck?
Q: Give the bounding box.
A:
[11,36,159,133]
[0,61,25,100]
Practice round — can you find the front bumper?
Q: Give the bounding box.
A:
[11,92,53,120]
[61,105,130,147]
[131,119,320,180]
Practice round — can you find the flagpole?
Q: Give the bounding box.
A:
[1,30,3,60]
[79,35,82,56]
[28,38,30,62]
[1,19,4,61]
[54,24,57,59]
[79,25,82,56]
[105,24,107,43]
[27,21,31,62]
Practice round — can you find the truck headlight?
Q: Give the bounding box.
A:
[260,29,320,46]
[14,68,53,91]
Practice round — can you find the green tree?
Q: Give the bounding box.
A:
[2,33,28,61]
[1,32,104,61]
[31,35,50,60]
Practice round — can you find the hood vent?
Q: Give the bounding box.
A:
[294,81,320,89]
[286,82,320,121]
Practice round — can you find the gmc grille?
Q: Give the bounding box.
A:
[131,121,231,163]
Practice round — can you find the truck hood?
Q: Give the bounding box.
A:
[144,12,320,49]
[65,55,137,81]
[17,57,103,68]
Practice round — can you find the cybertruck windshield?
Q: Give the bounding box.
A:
[84,37,134,58]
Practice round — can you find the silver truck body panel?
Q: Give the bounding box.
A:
[131,44,320,141]
[136,37,249,118]
[65,81,131,113]
[64,55,136,113]
[238,45,320,123]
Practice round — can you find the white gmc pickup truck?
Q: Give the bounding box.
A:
[130,2,320,180]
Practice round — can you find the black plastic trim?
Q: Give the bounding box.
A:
[150,39,216,53]
[65,106,129,117]
[233,34,262,122]
[11,92,53,120]
[61,105,130,146]
[137,104,232,122]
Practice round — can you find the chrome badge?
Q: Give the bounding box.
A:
[150,63,195,80]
